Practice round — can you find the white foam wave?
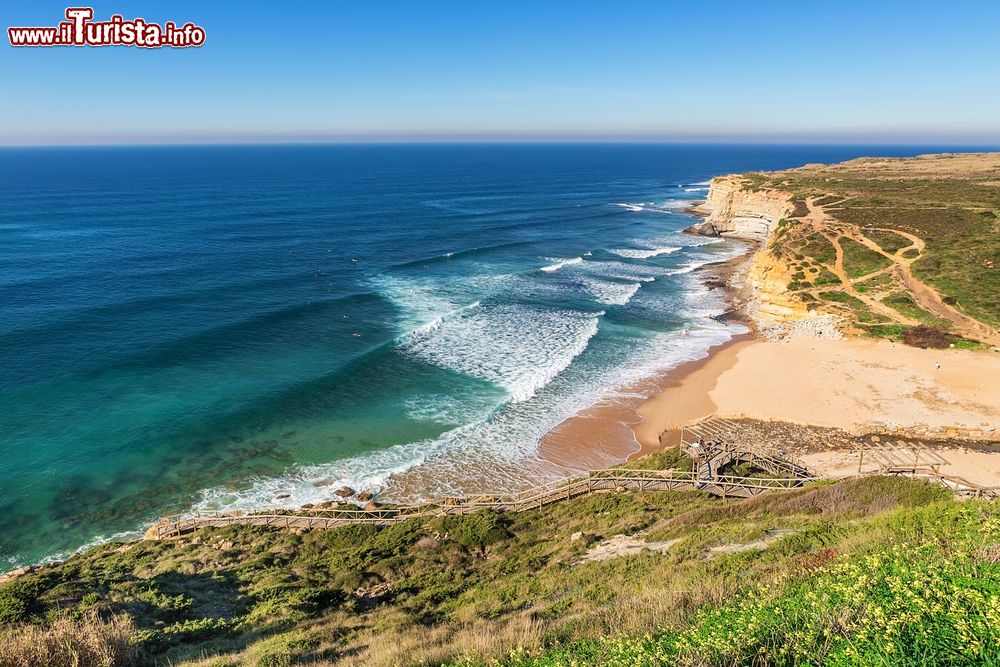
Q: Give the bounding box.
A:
[579,278,641,306]
[682,237,725,247]
[403,300,481,338]
[404,392,491,423]
[652,199,695,211]
[166,229,753,519]
[583,260,663,282]
[669,259,715,275]
[371,274,463,332]
[184,317,748,514]
[613,200,689,213]
[609,246,681,259]
[399,304,601,402]
[397,318,747,495]
[540,256,583,272]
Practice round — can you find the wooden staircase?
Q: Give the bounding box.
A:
[681,417,816,481]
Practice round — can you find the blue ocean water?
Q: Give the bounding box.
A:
[0,144,954,570]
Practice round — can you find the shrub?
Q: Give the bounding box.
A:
[0,578,44,625]
[0,613,138,667]
[789,199,810,218]
[444,511,511,551]
[902,325,955,349]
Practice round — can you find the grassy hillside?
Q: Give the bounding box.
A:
[3,453,997,666]
[744,153,1000,344]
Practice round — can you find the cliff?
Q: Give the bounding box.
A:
[686,175,793,241]
[691,176,819,327]
[693,155,1000,345]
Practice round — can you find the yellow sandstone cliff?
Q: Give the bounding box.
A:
[691,176,822,326]
[689,175,792,241]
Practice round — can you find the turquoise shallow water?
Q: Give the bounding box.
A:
[0,144,951,570]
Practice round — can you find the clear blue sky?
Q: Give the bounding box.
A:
[3,0,1000,145]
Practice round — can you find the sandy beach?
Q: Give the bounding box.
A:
[637,335,1000,443]
[540,324,1000,484]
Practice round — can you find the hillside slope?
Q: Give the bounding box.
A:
[693,153,1000,346]
[2,454,997,666]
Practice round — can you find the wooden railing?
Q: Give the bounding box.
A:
[879,465,1000,499]
[147,468,821,539]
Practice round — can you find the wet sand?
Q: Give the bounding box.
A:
[537,334,753,472]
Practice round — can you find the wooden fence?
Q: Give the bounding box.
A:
[148,468,819,539]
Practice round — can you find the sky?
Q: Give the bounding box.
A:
[2,0,1000,145]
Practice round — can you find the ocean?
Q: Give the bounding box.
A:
[0,143,950,570]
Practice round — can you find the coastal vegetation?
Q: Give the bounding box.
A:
[741,153,1000,345]
[2,455,994,666]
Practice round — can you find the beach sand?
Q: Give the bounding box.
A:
[540,332,1000,483]
[641,336,1000,440]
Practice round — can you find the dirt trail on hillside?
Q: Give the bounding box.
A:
[807,200,1000,346]
[798,200,914,326]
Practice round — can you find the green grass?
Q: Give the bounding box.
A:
[452,498,1000,667]
[746,164,1000,327]
[854,271,896,294]
[616,447,690,471]
[861,228,914,254]
[0,474,971,666]
[863,324,907,341]
[813,194,845,206]
[812,265,841,287]
[840,238,893,278]
[794,233,837,266]
[882,293,951,327]
[954,339,989,350]
[817,291,887,324]
[743,160,1000,327]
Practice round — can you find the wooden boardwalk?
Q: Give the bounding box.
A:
[148,416,997,541]
[147,467,819,539]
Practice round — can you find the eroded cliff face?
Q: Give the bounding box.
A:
[746,247,816,324]
[692,176,823,327]
[688,175,793,241]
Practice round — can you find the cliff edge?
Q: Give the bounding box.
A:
[689,176,821,330]
[691,154,1000,347]
[686,175,793,241]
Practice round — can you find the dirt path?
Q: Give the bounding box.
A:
[826,233,917,325]
[798,199,914,326]
[807,199,1000,346]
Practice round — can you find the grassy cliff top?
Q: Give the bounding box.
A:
[2,445,997,666]
[741,153,1000,345]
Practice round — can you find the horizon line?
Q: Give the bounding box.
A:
[4,136,1000,149]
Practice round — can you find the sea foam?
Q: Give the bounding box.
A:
[540,256,584,272]
[609,246,681,259]
[399,303,602,402]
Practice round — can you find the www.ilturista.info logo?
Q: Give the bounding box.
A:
[8,8,205,48]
